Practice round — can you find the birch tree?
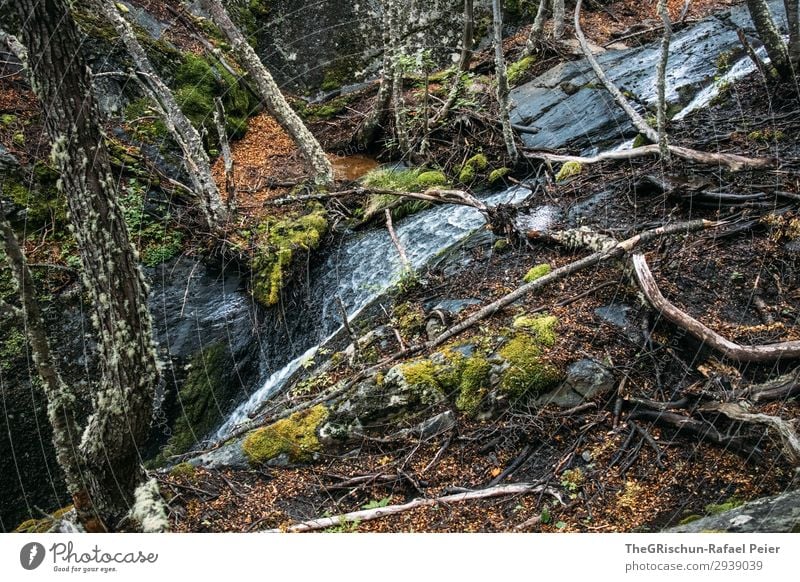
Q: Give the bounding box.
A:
[13,0,162,531]
[97,0,227,231]
[525,0,566,55]
[198,0,334,187]
[745,0,798,79]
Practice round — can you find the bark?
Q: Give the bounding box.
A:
[632,253,800,362]
[575,0,659,143]
[459,0,475,71]
[0,215,83,502]
[492,0,519,164]
[198,0,333,186]
[552,0,565,39]
[526,0,550,54]
[746,0,791,78]
[786,0,800,70]
[388,2,411,156]
[213,97,237,212]
[98,0,227,231]
[656,0,672,160]
[16,0,161,530]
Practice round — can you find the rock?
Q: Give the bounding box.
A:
[668,490,800,532]
[567,190,613,226]
[415,411,456,439]
[191,441,250,471]
[536,359,615,408]
[0,143,18,170]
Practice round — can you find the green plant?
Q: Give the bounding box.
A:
[362,497,391,510]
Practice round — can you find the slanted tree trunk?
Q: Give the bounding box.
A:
[746,0,792,78]
[0,215,83,511]
[98,0,227,231]
[15,0,161,531]
[213,97,237,212]
[198,0,334,187]
[492,0,519,164]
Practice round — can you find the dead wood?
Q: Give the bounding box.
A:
[632,253,800,362]
[263,482,563,532]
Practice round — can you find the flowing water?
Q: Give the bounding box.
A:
[214,185,555,438]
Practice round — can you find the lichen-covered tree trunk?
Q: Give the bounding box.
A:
[15,0,161,531]
[389,1,411,157]
[459,0,475,71]
[492,0,519,164]
[358,5,395,148]
[98,0,227,231]
[656,0,672,160]
[746,0,791,78]
[0,215,83,504]
[199,0,333,187]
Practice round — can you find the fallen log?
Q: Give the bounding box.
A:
[632,253,800,362]
[263,482,563,533]
[524,145,774,172]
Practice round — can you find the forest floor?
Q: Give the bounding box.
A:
[166,70,800,532]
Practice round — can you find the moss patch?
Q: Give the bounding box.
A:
[498,330,562,399]
[489,167,511,184]
[555,161,582,182]
[458,153,488,183]
[512,314,558,346]
[523,263,551,283]
[507,56,536,87]
[243,405,329,464]
[14,505,74,533]
[455,355,492,416]
[168,462,197,481]
[705,498,744,515]
[360,167,448,221]
[3,162,65,226]
[251,204,328,306]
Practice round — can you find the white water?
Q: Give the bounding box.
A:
[215,185,551,439]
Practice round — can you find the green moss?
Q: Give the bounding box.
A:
[523,263,551,283]
[555,161,582,182]
[14,505,74,533]
[11,132,24,146]
[705,498,744,515]
[0,327,26,372]
[455,356,492,416]
[511,314,558,347]
[416,170,447,188]
[498,333,562,399]
[362,167,447,192]
[161,344,228,458]
[392,302,426,338]
[632,134,648,148]
[458,153,488,183]
[488,167,511,183]
[507,56,536,87]
[398,359,441,398]
[747,129,786,142]
[0,113,17,126]
[678,514,703,525]
[168,462,197,480]
[3,162,65,226]
[493,239,510,253]
[251,204,329,306]
[242,405,329,464]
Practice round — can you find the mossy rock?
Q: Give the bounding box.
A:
[488,167,511,184]
[507,56,536,87]
[523,263,551,283]
[3,162,65,226]
[160,343,230,459]
[242,405,329,465]
[14,505,74,533]
[458,153,488,183]
[251,204,328,306]
[555,161,582,182]
[705,498,744,515]
[455,355,492,416]
[168,462,197,481]
[498,329,562,399]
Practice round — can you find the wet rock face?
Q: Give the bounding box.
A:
[509,0,788,152]
[667,490,800,532]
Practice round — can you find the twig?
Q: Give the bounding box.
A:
[385,209,411,272]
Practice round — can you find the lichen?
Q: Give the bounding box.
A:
[242,405,329,464]
[131,478,169,532]
[555,161,582,182]
[523,263,551,283]
[251,204,328,306]
[498,332,562,399]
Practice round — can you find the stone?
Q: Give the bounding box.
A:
[536,359,615,408]
[415,411,456,439]
[667,490,800,532]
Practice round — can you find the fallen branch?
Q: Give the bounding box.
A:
[263,482,563,532]
[699,402,800,465]
[385,209,411,272]
[524,145,774,172]
[632,253,800,362]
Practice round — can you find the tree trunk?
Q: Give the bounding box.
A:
[213,97,237,212]
[459,0,475,71]
[198,0,333,187]
[388,1,411,156]
[98,0,227,231]
[357,4,394,148]
[552,0,565,39]
[785,0,800,71]
[656,0,672,160]
[492,0,519,164]
[526,0,550,54]
[0,215,83,507]
[747,0,792,78]
[15,0,161,530]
